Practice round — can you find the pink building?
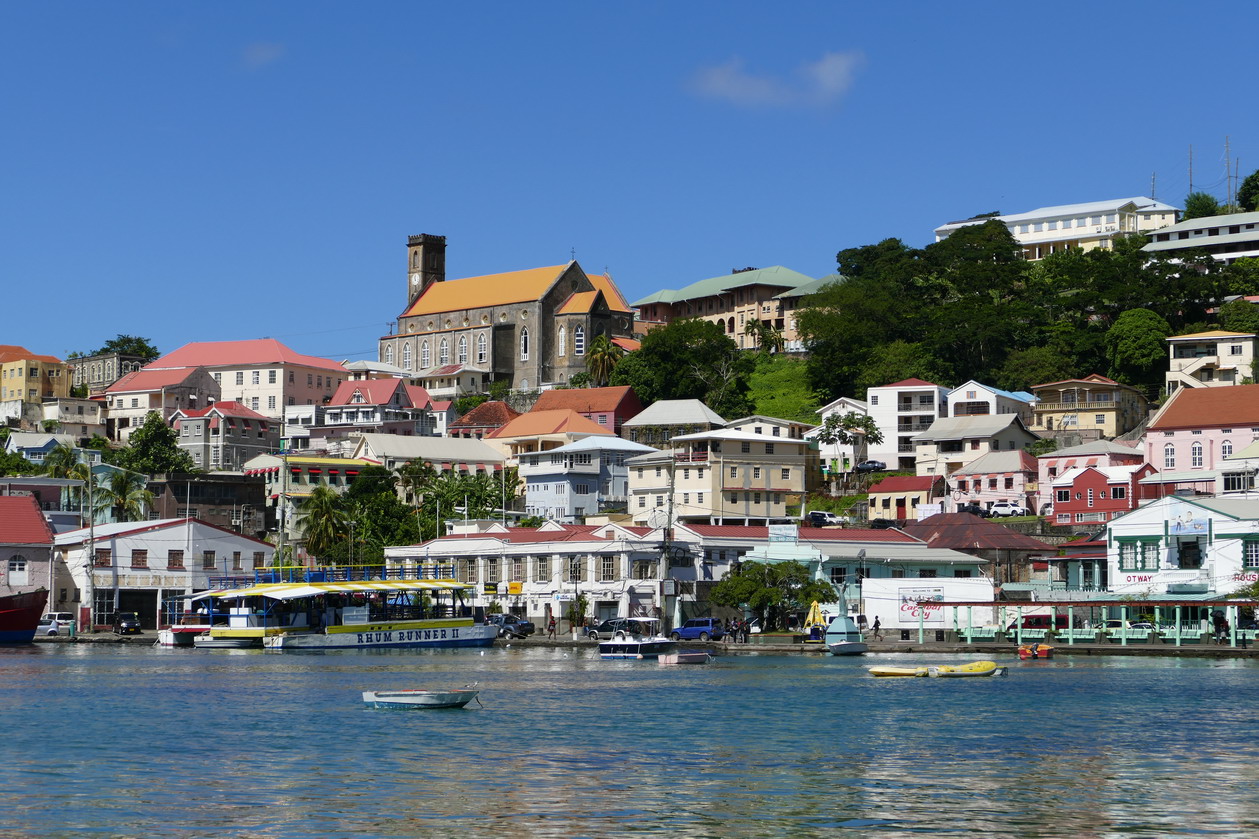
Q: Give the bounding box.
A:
[949,450,1038,512]
[1143,385,1259,486]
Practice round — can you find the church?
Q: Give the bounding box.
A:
[378,234,636,395]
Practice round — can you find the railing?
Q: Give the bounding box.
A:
[208,564,461,587]
[674,452,710,463]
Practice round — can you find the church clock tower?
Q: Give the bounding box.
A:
[406,233,447,309]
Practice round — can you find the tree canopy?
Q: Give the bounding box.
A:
[1239,170,1259,213]
[708,559,837,631]
[72,334,160,361]
[1183,191,1222,220]
[609,318,753,417]
[111,412,197,474]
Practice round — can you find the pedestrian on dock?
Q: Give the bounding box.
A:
[871,617,882,641]
[546,616,556,639]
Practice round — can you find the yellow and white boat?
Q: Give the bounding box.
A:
[869,660,1007,678]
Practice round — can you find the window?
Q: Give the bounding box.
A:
[268,370,277,384]
[1095,415,1105,425]
[520,328,529,360]
[167,550,184,569]
[1118,540,1158,571]
[918,569,937,578]
[268,395,276,411]
[235,372,244,386]
[753,467,761,479]
[1164,444,1175,470]
[781,468,790,481]
[536,556,550,580]
[402,343,412,370]
[94,549,111,568]
[252,371,260,385]
[1246,541,1259,569]
[418,341,429,368]
[601,555,615,581]
[575,326,585,355]
[638,496,645,508]
[202,551,216,569]
[477,334,487,363]
[1087,488,1094,507]
[1056,489,1070,503]
[741,442,750,454]
[730,466,737,478]
[697,492,704,504]
[1113,486,1126,499]
[253,552,265,569]
[7,557,27,586]
[1223,440,1233,458]
[439,339,450,365]
[1191,442,1203,468]
[1231,344,1244,356]
[765,443,774,454]
[557,325,566,357]
[232,552,242,571]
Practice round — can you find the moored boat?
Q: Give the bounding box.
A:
[1017,643,1054,660]
[189,572,497,651]
[824,613,869,656]
[599,619,678,659]
[927,660,1007,678]
[0,589,49,645]
[869,665,929,678]
[362,688,480,709]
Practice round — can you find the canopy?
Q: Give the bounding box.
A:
[190,579,471,602]
[804,600,826,630]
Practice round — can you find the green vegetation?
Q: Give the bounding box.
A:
[69,334,160,362]
[110,412,197,474]
[746,355,820,423]
[709,559,836,631]
[610,318,753,417]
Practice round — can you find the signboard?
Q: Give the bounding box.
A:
[899,586,945,625]
[507,581,523,595]
[768,524,798,543]
[916,503,942,521]
[483,583,497,596]
[661,580,676,596]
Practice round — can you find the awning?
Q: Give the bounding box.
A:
[195,579,473,601]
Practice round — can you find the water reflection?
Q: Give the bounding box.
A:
[4,646,1259,836]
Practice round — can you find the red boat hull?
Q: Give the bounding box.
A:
[0,589,49,644]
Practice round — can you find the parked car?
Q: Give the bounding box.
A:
[806,511,844,527]
[670,617,725,642]
[957,503,990,518]
[586,618,657,641]
[855,460,887,473]
[36,616,67,636]
[988,501,1029,517]
[1104,620,1154,630]
[868,518,897,529]
[112,612,142,635]
[1007,615,1071,632]
[487,613,535,638]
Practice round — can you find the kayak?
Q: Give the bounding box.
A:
[868,660,1007,678]
[868,665,929,678]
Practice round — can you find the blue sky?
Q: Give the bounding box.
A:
[2,2,1255,363]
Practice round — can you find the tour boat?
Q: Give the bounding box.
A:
[599,619,678,659]
[0,589,49,645]
[188,575,497,651]
[362,688,480,709]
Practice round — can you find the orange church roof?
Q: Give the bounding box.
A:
[587,273,631,312]
[557,291,599,315]
[402,266,568,318]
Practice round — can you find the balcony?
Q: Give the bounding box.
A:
[674,452,710,463]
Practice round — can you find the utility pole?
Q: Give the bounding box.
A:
[1226,136,1232,206]
[83,470,96,633]
[1151,171,1156,200]
[1189,144,1194,194]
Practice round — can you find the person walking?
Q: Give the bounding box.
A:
[871,616,882,641]
[546,616,557,640]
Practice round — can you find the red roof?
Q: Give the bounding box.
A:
[685,524,920,543]
[0,495,55,546]
[0,345,63,365]
[532,386,643,416]
[882,378,941,388]
[148,339,346,373]
[177,401,269,420]
[327,379,402,407]
[106,366,207,393]
[868,475,943,493]
[901,513,1052,551]
[1150,385,1259,430]
[449,401,521,430]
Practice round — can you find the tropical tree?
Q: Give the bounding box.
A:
[744,319,785,353]
[1239,170,1259,213]
[1104,308,1173,389]
[1183,191,1222,221]
[585,334,623,387]
[73,334,160,362]
[97,469,154,522]
[814,411,884,451]
[42,443,80,478]
[112,412,196,474]
[299,484,348,560]
[709,560,837,631]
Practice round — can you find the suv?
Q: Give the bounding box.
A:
[806,511,844,527]
[112,612,142,635]
[957,503,990,518]
[988,501,1028,517]
[855,460,887,473]
[586,618,657,640]
[670,618,725,642]
[488,613,535,639]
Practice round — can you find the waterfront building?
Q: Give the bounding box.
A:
[1105,494,1259,598]
[1030,374,1150,440]
[241,454,376,556]
[0,494,56,601]
[55,517,275,631]
[378,234,636,392]
[146,472,269,539]
[935,197,1179,260]
[1164,330,1257,393]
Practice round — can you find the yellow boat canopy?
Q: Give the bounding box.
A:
[804,600,826,630]
[190,579,471,602]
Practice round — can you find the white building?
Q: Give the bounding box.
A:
[946,380,1035,425]
[520,436,657,523]
[912,414,1040,477]
[1142,209,1259,265]
[1165,330,1257,393]
[935,197,1179,261]
[807,396,869,474]
[865,379,950,472]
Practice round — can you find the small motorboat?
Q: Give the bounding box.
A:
[658,650,712,665]
[927,660,1007,678]
[362,687,480,709]
[1018,643,1055,660]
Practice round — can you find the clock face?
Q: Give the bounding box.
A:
[410,273,421,286]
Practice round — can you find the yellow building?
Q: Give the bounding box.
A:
[0,345,71,404]
[1030,374,1150,441]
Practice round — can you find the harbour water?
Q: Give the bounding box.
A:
[5,644,1259,838]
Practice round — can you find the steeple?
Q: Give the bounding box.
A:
[406,234,447,308]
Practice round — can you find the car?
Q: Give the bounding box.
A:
[112,611,142,635]
[487,613,535,638]
[585,618,656,641]
[36,616,67,636]
[988,501,1029,517]
[669,617,725,642]
[868,518,897,529]
[806,511,844,527]
[1007,615,1071,632]
[1103,620,1154,630]
[855,460,887,473]
[957,503,991,518]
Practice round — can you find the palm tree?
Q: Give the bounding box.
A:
[299,484,348,561]
[585,334,623,387]
[42,443,79,478]
[395,459,437,507]
[98,469,153,522]
[744,319,785,353]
